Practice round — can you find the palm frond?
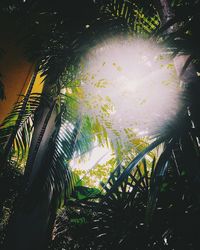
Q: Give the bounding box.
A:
[102,137,164,198]
[0,65,39,168]
[23,94,95,209]
[0,93,42,167]
[101,0,160,34]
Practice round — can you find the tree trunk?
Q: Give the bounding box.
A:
[1,65,39,169]
[4,83,59,250]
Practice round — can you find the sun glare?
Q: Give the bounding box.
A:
[70,143,113,171]
[78,36,183,143]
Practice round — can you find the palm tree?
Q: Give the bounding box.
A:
[1,0,200,249]
[52,1,200,249]
[0,1,99,249]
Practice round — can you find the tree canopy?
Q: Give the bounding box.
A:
[1,0,200,249]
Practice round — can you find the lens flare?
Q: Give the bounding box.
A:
[78,37,183,142]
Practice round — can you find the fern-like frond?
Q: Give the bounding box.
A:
[0,93,42,166]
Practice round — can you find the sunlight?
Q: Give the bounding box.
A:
[78,36,183,143]
[70,143,113,171]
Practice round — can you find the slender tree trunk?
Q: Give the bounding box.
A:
[0,64,39,169]
[4,82,59,250]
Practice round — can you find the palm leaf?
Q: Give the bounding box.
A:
[0,92,42,167]
[0,66,39,168]
[103,137,164,198]
[24,93,95,208]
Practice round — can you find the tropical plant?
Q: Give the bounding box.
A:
[0,0,200,250]
[51,129,200,249]
[50,1,200,249]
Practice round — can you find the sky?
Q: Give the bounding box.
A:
[70,143,113,171]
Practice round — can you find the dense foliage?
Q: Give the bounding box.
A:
[0,0,200,250]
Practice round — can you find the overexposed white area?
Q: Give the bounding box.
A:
[70,143,113,171]
[78,36,183,143]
